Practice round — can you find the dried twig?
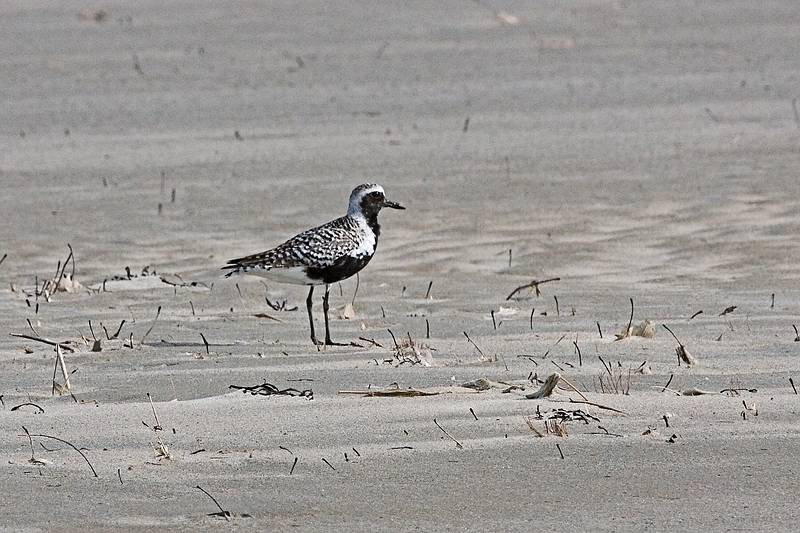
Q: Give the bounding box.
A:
[463,331,485,357]
[141,305,162,345]
[22,426,97,477]
[505,277,560,300]
[568,399,626,414]
[195,485,231,521]
[661,374,674,393]
[433,418,463,448]
[9,333,74,352]
[231,382,313,399]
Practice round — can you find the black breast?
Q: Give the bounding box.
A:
[305,254,374,284]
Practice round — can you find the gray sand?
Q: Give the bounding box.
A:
[2,1,800,531]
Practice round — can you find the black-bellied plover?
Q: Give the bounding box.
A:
[223,184,404,346]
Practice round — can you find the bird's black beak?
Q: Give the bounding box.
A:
[382,200,405,210]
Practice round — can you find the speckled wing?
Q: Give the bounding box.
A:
[223,216,364,277]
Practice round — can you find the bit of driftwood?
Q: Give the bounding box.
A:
[0,253,6,269]
[690,310,703,320]
[573,341,582,366]
[230,382,313,399]
[662,324,697,366]
[719,305,737,316]
[614,298,636,340]
[681,387,717,396]
[505,277,560,300]
[10,403,44,414]
[141,305,162,346]
[720,387,757,396]
[53,345,71,393]
[21,426,97,477]
[289,456,298,475]
[555,443,565,459]
[525,373,561,398]
[545,408,600,424]
[322,457,336,471]
[358,336,383,348]
[596,321,603,339]
[793,325,799,342]
[789,378,798,395]
[433,418,463,448]
[568,399,626,414]
[338,388,439,397]
[661,374,674,393]
[195,485,232,521]
[469,407,478,421]
[9,333,75,352]
[523,416,544,437]
[252,312,282,322]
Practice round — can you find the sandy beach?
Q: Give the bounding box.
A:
[2,1,800,531]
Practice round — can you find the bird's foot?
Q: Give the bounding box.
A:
[324,338,353,347]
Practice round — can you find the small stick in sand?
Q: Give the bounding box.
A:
[553,295,559,316]
[26,318,40,337]
[662,324,697,365]
[573,341,582,366]
[770,293,775,309]
[530,308,535,330]
[491,310,497,330]
[425,280,433,299]
[469,408,478,421]
[146,393,162,431]
[719,305,737,317]
[433,418,463,448]
[793,325,799,342]
[463,331,485,357]
[195,485,231,521]
[505,277,561,300]
[661,374,674,393]
[598,356,612,376]
[543,334,566,359]
[556,443,565,460]
[568,399,626,414]
[689,310,703,320]
[425,319,430,339]
[10,402,44,413]
[141,305,162,345]
[199,333,210,355]
[386,328,400,350]
[596,321,603,339]
[9,333,74,352]
[289,456,298,475]
[322,457,336,471]
[22,426,97,477]
[790,378,798,395]
[0,253,6,269]
[55,345,71,392]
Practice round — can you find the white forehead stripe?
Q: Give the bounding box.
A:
[348,183,385,216]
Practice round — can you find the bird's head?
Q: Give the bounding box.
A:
[348,183,405,217]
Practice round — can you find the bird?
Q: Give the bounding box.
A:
[223,183,405,346]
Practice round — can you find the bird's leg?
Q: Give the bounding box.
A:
[323,284,349,346]
[306,285,322,346]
